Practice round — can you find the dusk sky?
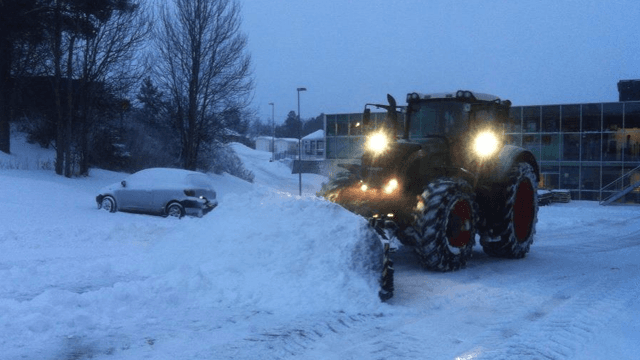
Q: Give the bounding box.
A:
[241,0,640,124]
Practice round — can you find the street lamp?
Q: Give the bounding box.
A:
[297,87,307,196]
[269,102,275,161]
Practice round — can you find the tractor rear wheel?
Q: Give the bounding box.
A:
[481,162,538,258]
[408,178,478,271]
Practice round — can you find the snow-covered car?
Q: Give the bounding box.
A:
[96,168,218,218]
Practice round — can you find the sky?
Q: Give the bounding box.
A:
[240,0,640,124]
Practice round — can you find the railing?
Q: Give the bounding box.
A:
[599,164,640,205]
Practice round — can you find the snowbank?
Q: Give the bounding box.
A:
[0,134,385,359]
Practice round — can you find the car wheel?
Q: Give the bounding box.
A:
[101,196,117,213]
[167,202,185,218]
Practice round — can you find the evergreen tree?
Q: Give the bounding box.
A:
[276,111,302,139]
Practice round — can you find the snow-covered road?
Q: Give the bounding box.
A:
[1,137,639,359]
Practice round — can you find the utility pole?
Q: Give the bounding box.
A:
[297,87,307,196]
[269,102,275,161]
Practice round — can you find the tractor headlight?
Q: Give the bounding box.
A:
[384,178,399,194]
[474,131,499,158]
[366,132,390,155]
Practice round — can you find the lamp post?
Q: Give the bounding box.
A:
[297,87,307,196]
[269,102,274,161]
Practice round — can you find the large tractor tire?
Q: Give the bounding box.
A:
[407,178,478,271]
[480,162,538,258]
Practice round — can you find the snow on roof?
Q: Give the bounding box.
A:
[302,129,324,140]
[275,137,299,143]
[414,91,501,102]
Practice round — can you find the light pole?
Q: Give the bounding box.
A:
[269,102,275,161]
[297,87,307,196]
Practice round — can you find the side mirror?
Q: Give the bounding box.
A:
[387,94,398,135]
[121,180,126,188]
[387,94,397,109]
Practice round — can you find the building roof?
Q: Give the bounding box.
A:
[302,129,324,140]
[275,138,299,143]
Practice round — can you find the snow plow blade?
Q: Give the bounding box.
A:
[370,217,394,301]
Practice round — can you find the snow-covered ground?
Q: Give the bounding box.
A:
[1,133,639,360]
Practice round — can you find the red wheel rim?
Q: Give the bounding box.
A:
[513,179,535,242]
[447,199,472,248]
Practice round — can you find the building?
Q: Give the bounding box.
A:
[255,136,275,153]
[301,129,325,159]
[323,84,640,204]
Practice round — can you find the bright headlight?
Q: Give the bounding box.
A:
[474,131,499,157]
[384,178,399,194]
[366,132,389,155]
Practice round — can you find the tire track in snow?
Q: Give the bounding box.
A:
[457,273,638,360]
[213,311,418,360]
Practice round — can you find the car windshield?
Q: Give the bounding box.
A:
[408,101,468,139]
[185,174,213,188]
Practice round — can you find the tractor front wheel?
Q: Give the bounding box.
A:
[408,178,478,271]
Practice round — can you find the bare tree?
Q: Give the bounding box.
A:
[75,1,151,175]
[155,0,253,170]
[39,0,148,176]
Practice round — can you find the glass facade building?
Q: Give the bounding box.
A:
[324,101,640,203]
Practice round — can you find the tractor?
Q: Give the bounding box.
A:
[319,90,540,300]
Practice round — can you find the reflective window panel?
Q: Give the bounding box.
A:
[582,103,602,132]
[561,104,580,132]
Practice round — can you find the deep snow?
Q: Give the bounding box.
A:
[1,133,639,360]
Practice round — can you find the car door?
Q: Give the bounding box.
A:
[130,189,154,211]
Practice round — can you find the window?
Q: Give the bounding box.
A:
[326,137,335,159]
[581,165,600,190]
[561,105,580,132]
[603,103,623,131]
[581,133,601,161]
[559,165,579,189]
[336,115,349,136]
[349,114,363,135]
[335,138,350,159]
[602,165,622,189]
[602,133,622,161]
[541,173,559,189]
[541,134,560,161]
[623,131,640,161]
[582,103,601,132]
[625,102,640,130]
[541,106,559,132]
[523,106,540,132]
[562,134,580,161]
[326,115,336,136]
[508,107,522,133]
[541,164,559,189]
[581,192,599,201]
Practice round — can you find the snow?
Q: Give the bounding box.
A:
[302,129,324,140]
[99,168,216,192]
[1,134,640,359]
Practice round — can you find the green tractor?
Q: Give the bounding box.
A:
[320,90,540,300]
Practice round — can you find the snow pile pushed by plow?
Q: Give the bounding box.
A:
[0,139,386,359]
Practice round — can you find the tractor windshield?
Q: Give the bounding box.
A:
[408,101,469,139]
